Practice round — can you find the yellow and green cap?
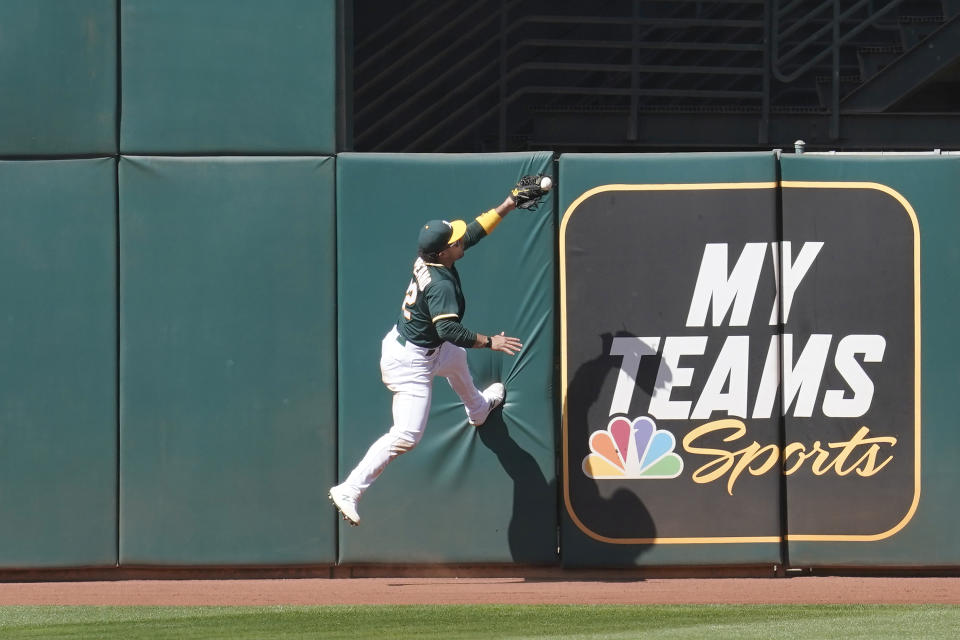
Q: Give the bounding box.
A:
[418,219,466,253]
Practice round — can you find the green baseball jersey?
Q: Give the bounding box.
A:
[396,220,487,348]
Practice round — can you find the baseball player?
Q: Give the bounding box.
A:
[329,175,551,526]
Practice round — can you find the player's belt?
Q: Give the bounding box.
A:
[395,332,437,357]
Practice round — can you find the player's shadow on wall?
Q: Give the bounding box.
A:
[560,330,672,565]
[478,331,672,565]
[477,416,557,564]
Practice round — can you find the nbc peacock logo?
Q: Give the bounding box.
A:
[582,416,684,479]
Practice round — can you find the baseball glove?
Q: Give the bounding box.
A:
[510,174,552,211]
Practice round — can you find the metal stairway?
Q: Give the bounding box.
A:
[841,3,960,111]
[350,0,960,151]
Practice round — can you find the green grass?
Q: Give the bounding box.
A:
[0,604,957,639]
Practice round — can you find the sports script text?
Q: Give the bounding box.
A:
[607,242,897,494]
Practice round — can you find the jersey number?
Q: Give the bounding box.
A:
[402,279,417,320]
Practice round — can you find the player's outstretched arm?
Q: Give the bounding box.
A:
[470,196,516,242]
[469,175,552,244]
[494,196,517,218]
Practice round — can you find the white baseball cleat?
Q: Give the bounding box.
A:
[470,382,506,426]
[329,485,360,526]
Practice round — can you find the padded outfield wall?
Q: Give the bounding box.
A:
[558,153,784,567]
[2,150,959,568]
[1,2,958,572]
[557,152,960,568]
[116,0,339,566]
[778,154,960,567]
[336,153,558,565]
[0,0,340,568]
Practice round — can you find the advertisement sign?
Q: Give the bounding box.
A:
[560,182,919,544]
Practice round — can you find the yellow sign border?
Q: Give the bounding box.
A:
[559,181,921,545]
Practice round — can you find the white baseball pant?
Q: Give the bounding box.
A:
[338,326,490,499]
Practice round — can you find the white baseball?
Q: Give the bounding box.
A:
[539,176,553,191]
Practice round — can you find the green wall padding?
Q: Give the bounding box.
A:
[120,0,336,154]
[781,154,960,567]
[0,158,117,567]
[119,156,336,565]
[557,153,783,567]
[336,152,557,564]
[0,0,117,156]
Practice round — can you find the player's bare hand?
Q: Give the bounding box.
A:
[492,332,523,355]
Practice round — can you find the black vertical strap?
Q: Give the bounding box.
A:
[830,0,840,141]
[774,152,791,575]
[114,0,123,569]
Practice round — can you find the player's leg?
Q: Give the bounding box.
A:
[330,330,434,525]
[338,384,430,495]
[435,342,504,426]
